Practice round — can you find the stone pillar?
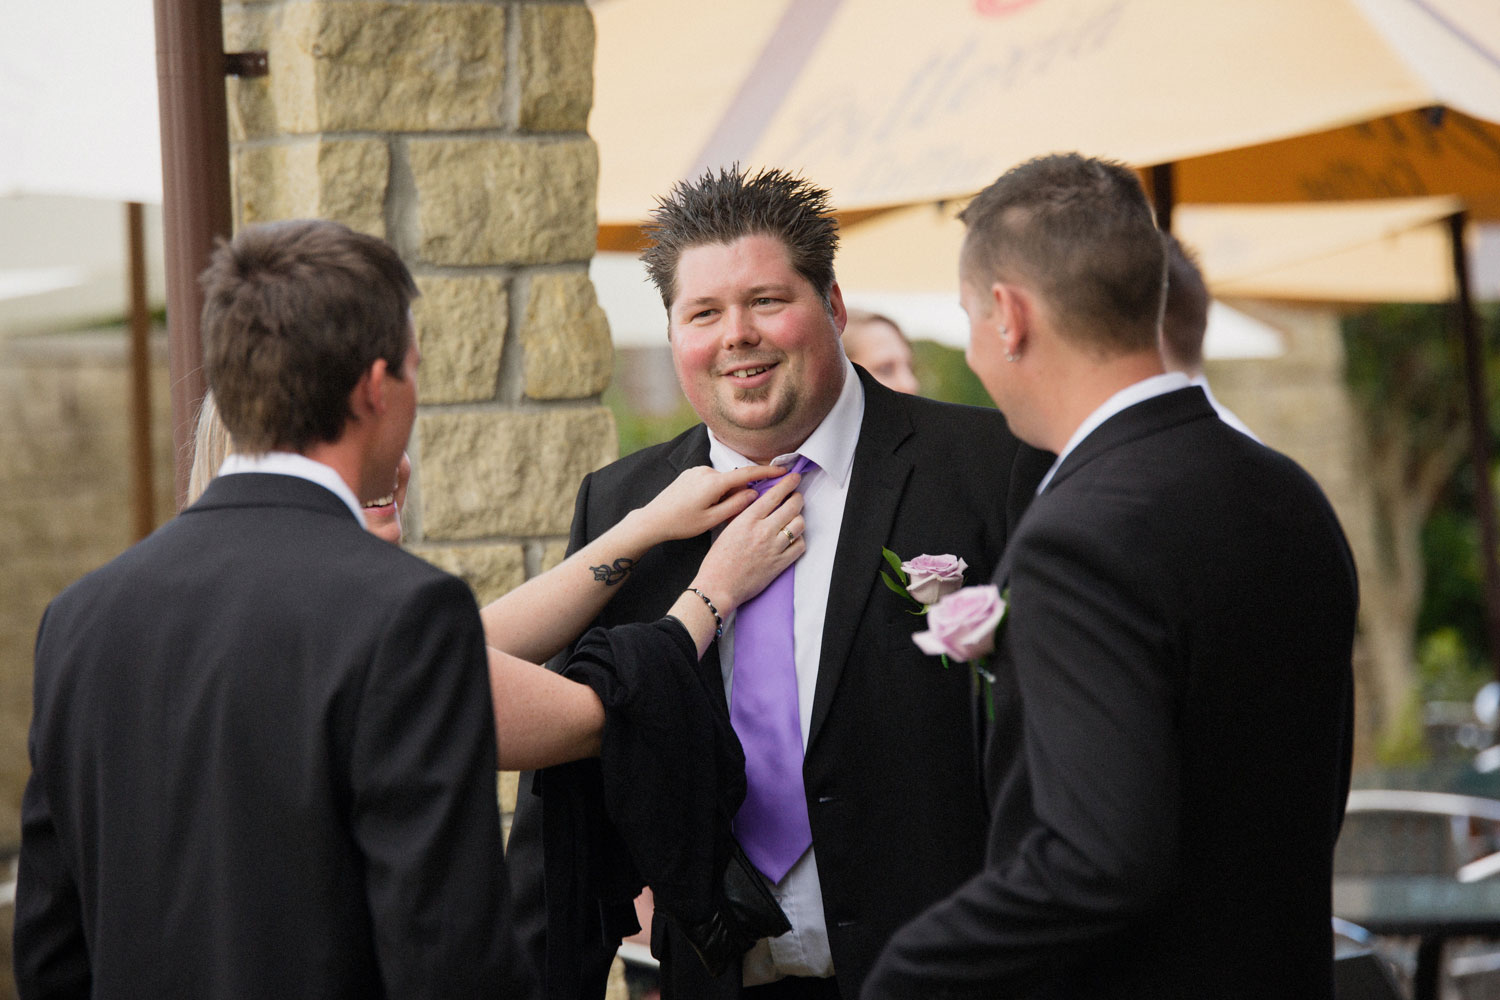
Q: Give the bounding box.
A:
[222,0,618,819]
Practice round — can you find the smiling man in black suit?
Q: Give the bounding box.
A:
[865,154,1358,1000]
[507,166,1043,1000]
[15,219,535,999]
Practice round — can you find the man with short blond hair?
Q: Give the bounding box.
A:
[867,154,1356,1000]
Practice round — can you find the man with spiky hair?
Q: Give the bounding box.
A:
[508,166,1043,999]
[16,219,538,999]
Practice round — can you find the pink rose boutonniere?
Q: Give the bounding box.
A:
[882,548,1007,716]
[901,553,968,605]
[880,548,966,610]
[913,583,1009,720]
[912,584,1006,663]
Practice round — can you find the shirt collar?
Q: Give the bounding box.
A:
[1036,371,1191,494]
[707,357,864,486]
[217,451,366,525]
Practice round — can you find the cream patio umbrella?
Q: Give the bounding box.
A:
[591,0,1500,232]
[591,0,1500,686]
[827,194,1499,305]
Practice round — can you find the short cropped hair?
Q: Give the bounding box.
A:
[959,154,1165,356]
[640,165,839,310]
[1161,234,1210,370]
[199,219,418,454]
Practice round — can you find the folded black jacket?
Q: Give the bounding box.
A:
[537,617,766,995]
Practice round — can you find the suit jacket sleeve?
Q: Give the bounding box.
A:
[504,470,622,1000]
[864,508,1180,999]
[350,573,538,998]
[14,606,92,999]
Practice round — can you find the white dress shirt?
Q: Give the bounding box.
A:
[217,451,366,525]
[706,357,864,985]
[1036,372,1191,495]
[1191,373,1261,442]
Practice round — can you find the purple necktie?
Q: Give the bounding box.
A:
[731,454,816,883]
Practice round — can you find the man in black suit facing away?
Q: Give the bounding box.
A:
[15,219,535,999]
[507,166,1041,999]
[865,154,1358,999]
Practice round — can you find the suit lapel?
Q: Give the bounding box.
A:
[809,377,913,748]
[666,424,712,474]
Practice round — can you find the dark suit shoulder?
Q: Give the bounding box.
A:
[582,424,708,496]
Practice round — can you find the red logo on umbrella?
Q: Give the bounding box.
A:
[975,0,1042,15]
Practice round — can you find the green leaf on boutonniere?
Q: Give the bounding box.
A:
[880,570,912,600]
[881,547,908,585]
[881,548,928,610]
[940,653,951,670]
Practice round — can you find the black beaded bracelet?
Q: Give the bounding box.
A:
[686,587,724,638]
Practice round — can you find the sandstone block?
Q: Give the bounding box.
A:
[263,2,507,136]
[413,541,526,608]
[235,138,388,236]
[416,407,616,539]
[518,4,595,132]
[409,137,598,266]
[413,275,509,404]
[541,539,569,573]
[522,272,613,400]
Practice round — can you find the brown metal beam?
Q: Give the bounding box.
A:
[152,0,233,510]
[127,202,155,541]
[1450,211,1500,683]
[1150,163,1175,233]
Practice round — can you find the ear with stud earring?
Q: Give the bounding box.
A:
[1000,325,1020,362]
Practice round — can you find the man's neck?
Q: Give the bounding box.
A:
[716,375,849,465]
[707,359,864,487]
[1042,352,1166,454]
[302,440,369,505]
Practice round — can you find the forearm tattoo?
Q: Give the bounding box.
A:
[590,557,636,586]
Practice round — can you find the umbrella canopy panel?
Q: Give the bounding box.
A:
[827,195,1499,305]
[1174,109,1500,221]
[592,0,1500,223]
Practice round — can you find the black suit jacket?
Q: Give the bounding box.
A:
[15,473,537,999]
[508,369,1041,998]
[865,387,1358,999]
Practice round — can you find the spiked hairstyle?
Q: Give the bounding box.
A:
[640,165,841,311]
